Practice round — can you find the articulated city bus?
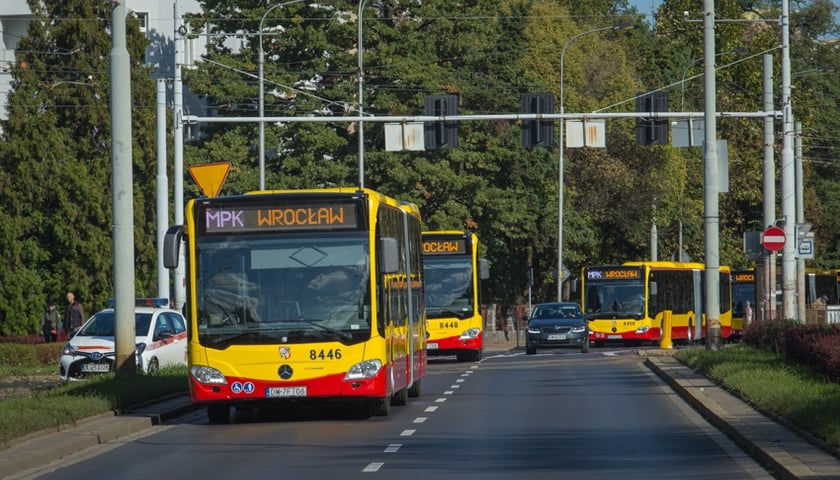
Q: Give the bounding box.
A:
[581,261,732,346]
[421,231,489,362]
[164,187,425,422]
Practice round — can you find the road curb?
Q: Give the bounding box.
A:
[645,356,812,480]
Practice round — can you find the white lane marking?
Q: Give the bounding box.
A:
[400,429,416,436]
[425,406,438,412]
[413,417,427,424]
[444,390,454,395]
[451,385,460,389]
[384,444,402,453]
[363,463,384,472]
[435,397,447,403]
[456,378,465,383]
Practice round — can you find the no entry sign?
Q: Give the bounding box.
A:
[762,226,786,252]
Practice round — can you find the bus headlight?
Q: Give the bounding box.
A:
[345,359,383,381]
[191,365,227,385]
[459,328,480,340]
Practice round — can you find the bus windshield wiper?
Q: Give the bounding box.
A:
[290,318,353,340]
[427,307,469,319]
[210,330,277,348]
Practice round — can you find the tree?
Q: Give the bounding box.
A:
[0,0,158,334]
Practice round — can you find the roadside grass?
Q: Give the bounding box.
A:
[0,367,188,448]
[677,344,840,451]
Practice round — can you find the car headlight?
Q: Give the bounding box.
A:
[345,359,383,381]
[61,343,75,356]
[571,325,587,333]
[135,342,147,356]
[191,365,227,385]
[459,328,480,340]
[526,326,541,334]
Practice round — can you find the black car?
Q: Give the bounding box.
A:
[524,302,589,354]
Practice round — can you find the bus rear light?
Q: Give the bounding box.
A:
[191,365,227,385]
[345,359,382,381]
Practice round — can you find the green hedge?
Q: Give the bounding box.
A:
[0,343,63,368]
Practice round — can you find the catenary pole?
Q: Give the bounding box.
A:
[703,0,722,350]
[173,0,186,311]
[780,0,796,321]
[795,121,805,322]
[762,54,777,321]
[110,0,137,376]
[156,79,169,299]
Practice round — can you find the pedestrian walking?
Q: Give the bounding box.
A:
[65,291,86,338]
[41,302,60,343]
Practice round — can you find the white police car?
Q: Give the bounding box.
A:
[60,298,187,380]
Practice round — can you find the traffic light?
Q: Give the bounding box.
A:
[424,95,459,149]
[635,92,669,146]
[521,93,554,148]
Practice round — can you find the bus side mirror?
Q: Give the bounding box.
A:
[379,237,400,274]
[163,225,184,269]
[478,258,490,280]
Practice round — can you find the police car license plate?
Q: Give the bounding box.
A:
[266,387,307,398]
[82,363,110,373]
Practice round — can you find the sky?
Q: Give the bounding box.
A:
[627,0,840,25]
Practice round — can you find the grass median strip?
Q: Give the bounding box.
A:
[0,366,188,448]
[677,344,840,451]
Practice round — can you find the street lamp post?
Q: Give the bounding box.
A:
[259,0,306,191]
[357,0,370,189]
[558,22,632,301]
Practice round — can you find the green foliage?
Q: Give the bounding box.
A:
[0,0,159,335]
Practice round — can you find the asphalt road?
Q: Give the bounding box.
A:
[23,348,773,480]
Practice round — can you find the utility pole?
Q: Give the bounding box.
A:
[173,0,186,310]
[703,0,722,350]
[110,0,137,376]
[156,78,169,299]
[762,53,777,321]
[780,0,796,322]
[795,121,805,322]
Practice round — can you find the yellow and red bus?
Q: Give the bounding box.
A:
[581,261,732,346]
[731,270,756,338]
[163,187,426,422]
[421,231,490,362]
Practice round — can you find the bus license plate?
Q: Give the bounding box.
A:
[427,343,439,349]
[82,363,110,373]
[608,334,622,339]
[547,334,566,340]
[266,387,307,398]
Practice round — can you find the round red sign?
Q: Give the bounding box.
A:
[762,226,786,252]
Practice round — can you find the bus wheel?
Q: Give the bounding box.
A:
[408,379,422,398]
[392,387,408,406]
[207,404,230,424]
[370,397,391,416]
[686,322,694,345]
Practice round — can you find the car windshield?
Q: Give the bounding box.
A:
[76,312,153,337]
[532,305,581,319]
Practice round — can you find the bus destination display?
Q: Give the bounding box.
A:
[586,267,641,280]
[202,203,359,233]
[422,239,467,255]
[733,272,755,283]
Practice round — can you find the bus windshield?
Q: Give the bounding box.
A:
[584,279,646,319]
[423,256,473,318]
[195,232,371,348]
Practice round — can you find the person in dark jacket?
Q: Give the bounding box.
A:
[64,291,86,338]
[41,302,60,343]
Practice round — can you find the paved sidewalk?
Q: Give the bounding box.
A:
[646,354,840,480]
